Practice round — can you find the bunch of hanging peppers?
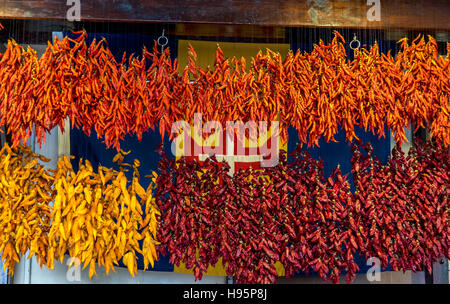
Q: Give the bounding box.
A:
[155,140,449,284]
[0,29,448,150]
[0,22,448,284]
[0,144,160,278]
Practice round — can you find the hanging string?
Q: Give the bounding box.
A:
[349,33,361,58]
[157,29,168,54]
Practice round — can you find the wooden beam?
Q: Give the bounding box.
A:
[0,0,449,31]
[175,24,286,39]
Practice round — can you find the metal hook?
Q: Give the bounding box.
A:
[157,29,169,53]
[349,33,361,51]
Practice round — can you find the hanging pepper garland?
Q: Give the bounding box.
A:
[0,139,448,283]
[0,23,448,283]
[155,139,449,284]
[0,144,53,274]
[0,30,448,150]
[0,144,160,278]
[47,153,159,278]
[352,140,450,274]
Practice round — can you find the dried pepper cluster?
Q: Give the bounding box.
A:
[0,145,53,273]
[353,140,450,274]
[0,22,448,283]
[155,140,449,284]
[0,31,448,150]
[0,140,448,283]
[0,145,159,278]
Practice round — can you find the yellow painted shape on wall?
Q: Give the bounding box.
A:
[174,257,227,276]
[174,258,285,277]
[174,126,286,157]
[275,261,286,277]
[177,40,290,71]
[174,40,289,278]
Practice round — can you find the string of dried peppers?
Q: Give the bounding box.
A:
[0,22,448,283]
[0,145,53,273]
[0,31,448,150]
[0,139,448,283]
[155,140,449,284]
[0,144,159,278]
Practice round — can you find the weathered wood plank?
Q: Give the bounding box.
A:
[0,0,449,30]
[174,24,286,39]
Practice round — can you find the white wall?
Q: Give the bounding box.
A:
[0,259,6,284]
[13,255,225,284]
